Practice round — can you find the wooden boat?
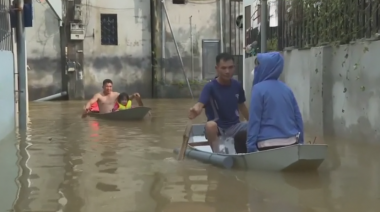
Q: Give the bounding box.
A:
[88,106,151,121]
[182,124,328,171]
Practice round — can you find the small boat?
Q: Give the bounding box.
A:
[174,124,328,171]
[88,107,151,121]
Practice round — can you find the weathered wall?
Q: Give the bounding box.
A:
[156,0,219,98]
[82,0,152,98]
[244,40,380,142]
[26,1,62,100]
[0,51,15,141]
[155,0,243,98]
[161,0,219,82]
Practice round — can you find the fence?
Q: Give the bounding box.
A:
[245,0,380,57]
[0,0,12,51]
[280,0,380,49]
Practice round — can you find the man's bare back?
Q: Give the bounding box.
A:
[95,91,119,114]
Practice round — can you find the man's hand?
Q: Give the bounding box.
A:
[81,106,90,118]
[188,103,203,119]
[131,93,144,106]
[83,105,90,113]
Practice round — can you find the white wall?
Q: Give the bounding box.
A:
[0,50,18,211]
[0,51,15,141]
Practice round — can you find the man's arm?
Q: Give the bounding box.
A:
[130,93,143,106]
[238,83,249,120]
[238,104,249,121]
[247,88,263,153]
[84,93,100,110]
[134,96,144,106]
[189,83,211,119]
[196,83,212,108]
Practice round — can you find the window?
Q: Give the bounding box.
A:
[100,14,118,45]
[244,5,251,30]
[172,0,186,4]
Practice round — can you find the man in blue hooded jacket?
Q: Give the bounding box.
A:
[244,52,304,153]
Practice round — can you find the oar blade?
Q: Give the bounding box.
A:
[177,121,192,160]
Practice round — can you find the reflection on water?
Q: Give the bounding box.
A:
[0,99,379,212]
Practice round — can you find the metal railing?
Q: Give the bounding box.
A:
[0,0,12,51]
[244,0,380,56]
[279,0,380,49]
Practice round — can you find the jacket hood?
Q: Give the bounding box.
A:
[252,52,284,86]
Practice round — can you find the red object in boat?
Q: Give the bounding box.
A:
[89,102,99,112]
[89,102,119,112]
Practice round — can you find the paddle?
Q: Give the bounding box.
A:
[177,120,192,160]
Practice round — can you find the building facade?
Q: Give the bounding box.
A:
[27,0,244,99]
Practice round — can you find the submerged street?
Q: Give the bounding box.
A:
[1,99,380,212]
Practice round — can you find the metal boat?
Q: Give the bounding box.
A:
[174,124,328,171]
[88,107,151,121]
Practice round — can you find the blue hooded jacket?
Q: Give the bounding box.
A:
[247,52,304,153]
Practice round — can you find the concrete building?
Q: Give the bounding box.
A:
[26,0,63,100]
[26,0,244,99]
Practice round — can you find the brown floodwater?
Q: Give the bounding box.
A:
[1,99,380,212]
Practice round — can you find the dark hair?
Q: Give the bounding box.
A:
[103,79,113,86]
[117,92,130,103]
[216,52,234,64]
[234,130,247,154]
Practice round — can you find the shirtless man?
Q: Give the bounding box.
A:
[83,79,120,114]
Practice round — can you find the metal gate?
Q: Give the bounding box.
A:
[222,0,243,82]
[0,0,12,51]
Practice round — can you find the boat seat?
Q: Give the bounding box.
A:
[189,135,235,154]
[189,135,213,152]
[189,136,209,146]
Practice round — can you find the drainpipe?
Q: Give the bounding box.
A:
[161,1,166,83]
[261,0,268,52]
[219,0,224,52]
[16,0,28,130]
[12,28,19,128]
[33,92,68,102]
[190,15,194,80]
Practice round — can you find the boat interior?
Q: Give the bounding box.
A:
[189,124,300,155]
[189,124,238,154]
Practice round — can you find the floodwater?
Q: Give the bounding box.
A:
[1,99,380,212]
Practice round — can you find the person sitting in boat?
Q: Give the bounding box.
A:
[188,52,249,153]
[112,92,144,111]
[83,79,120,115]
[246,52,304,153]
[114,92,133,111]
